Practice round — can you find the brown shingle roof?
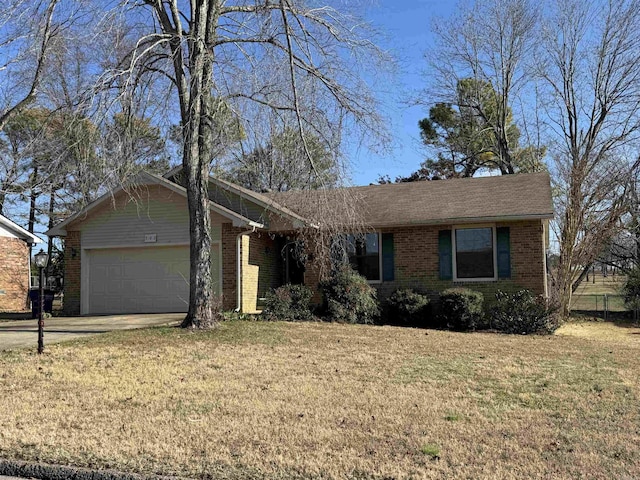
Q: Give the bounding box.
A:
[269,172,554,227]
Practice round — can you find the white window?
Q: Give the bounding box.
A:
[453,226,497,281]
[344,233,381,282]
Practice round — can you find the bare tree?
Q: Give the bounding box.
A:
[539,0,640,315]
[104,1,387,327]
[226,127,339,192]
[427,0,540,174]
[0,0,60,131]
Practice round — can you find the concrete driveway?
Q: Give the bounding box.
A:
[0,313,183,351]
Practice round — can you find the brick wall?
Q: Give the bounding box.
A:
[63,231,81,315]
[221,223,239,311]
[60,219,545,315]
[221,224,281,312]
[248,231,281,301]
[376,220,547,302]
[0,237,30,311]
[302,220,547,306]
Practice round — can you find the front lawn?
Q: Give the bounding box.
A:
[1,320,639,479]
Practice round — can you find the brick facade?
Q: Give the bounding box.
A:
[63,231,81,315]
[302,220,547,306]
[376,220,546,302]
[62,219,546,315]
[221,223,239,311]
[248,231,281,304]
[221,223,281,312]
[0,237,30,311]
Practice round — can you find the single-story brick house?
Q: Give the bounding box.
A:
[46,169,553,316]
[0,214,42,311]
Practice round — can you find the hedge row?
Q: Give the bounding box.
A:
[262,266,559,335]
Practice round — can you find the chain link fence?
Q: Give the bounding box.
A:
[571,294,639,321]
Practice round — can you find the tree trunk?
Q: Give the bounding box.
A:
[46,189,55,279]
[557,254,574,317]
[557,170,582,317]
[178,0,218,329]
[571,263,592,293]
[181,149,214,328]
[28,165,39,234]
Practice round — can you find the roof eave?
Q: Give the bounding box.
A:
[209,177,310,226]
[0,215,43,244]
[162,165,183,179]
[164,165,310,227]
[46,171,262,237]
[366,213,554,229]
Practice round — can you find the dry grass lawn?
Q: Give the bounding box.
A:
[573,273,626,296]
[1,320,639,479]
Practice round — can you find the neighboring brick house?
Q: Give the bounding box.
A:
[46,170,553,316]
[0,214,42,312]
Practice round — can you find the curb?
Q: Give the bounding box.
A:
[0,459,186,480]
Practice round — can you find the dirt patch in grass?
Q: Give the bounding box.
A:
[1,320,639,479]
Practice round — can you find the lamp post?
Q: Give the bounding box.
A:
[34,249,49,354]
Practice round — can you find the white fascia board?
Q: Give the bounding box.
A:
[0,215,42,244]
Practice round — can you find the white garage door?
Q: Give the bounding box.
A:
[87,246,190,315]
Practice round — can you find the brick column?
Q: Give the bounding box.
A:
[63,231,81,315]
[221,223,239,311]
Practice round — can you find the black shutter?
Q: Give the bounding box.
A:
[496,227,511,278]
[381,233,394,281]
[439,230,453,280]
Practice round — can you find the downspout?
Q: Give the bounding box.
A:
[26,242,33,310]
[235,226,256,312]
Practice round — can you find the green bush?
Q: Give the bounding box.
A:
[262,284,313,321]
[319,265,379,324]
[439,288,484,331]
[384,289,430,326]
[489,290,559,334]
[623,267,640,310]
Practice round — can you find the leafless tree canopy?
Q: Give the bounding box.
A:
[538,0,640,314]
[425,0,640,315]
[427,0,541,174]
[93,0,390,327]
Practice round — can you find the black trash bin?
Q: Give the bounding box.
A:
[29,288,55,319]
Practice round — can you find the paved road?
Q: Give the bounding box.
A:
[0,313,183,351]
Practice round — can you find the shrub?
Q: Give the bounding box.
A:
[384,288,430,326]
[622,267,640,310]
[439,288,484,331]
[262,284,313,321]
[319,265,379,324]
[490,289,559,334]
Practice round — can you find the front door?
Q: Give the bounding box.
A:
[284,242,305,285]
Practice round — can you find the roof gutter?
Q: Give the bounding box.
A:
[235,226,256,313]
[363,213,554,230]
[0,215,42,244]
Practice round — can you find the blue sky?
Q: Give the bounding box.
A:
[350,0,456,185]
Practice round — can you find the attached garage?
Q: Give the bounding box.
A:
[47,175,248,315]
[86,246,190,315]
